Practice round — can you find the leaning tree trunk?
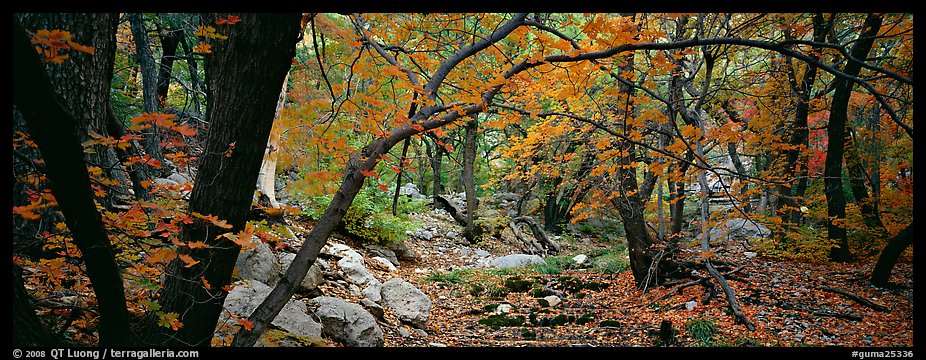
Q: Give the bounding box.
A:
[231,14,529,347]
[825,14,881,262]
[870,224,913,287]
[151,13,302,347]
[13,18,133,346]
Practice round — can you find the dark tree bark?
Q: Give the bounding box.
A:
[156,16,183,107]
[870,224,913,287]
[13,263,66,346]
[825,14,881,262]
[463,118,480,242]
[610,46,659,289]
[669,151,694,236]
[17,13,132,208]
[178,31,204,116]
[845,127,887,234]
[779,13,828,222]
[107,105,152,201]
[13,18,133,346]
[428,135,445,204]
[151,13,302,347]
[128,13,169,175]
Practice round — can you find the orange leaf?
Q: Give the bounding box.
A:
[178,254,199,268]
[193,42,212,54]
[200,276,211,289]
[173,124,197,137]
[360,170,377,178]
[226,16,241,24]
[236,317,254,331]
[187,241,208,249]
[378,183,389,191]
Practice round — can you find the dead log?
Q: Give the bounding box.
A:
[817,286,889,312]
[435,194,468,226]
[508,219,544,255]
[512,216,560,255]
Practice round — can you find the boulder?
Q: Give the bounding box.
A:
[370,257,397,272]
[166,172,193,184]
[399,182,426,200]
[309,296,384,347]
[362,281,383,303]
[489,254,546,269]
[236,243,280,285]
[409,228,435,241]
[709,218,771,241]
[573,254,588,265]
[360,298,385,320]
[337,257,378,287]
[388,241,420,261]
[321,243,364,263]
[495,303,513,314]
[542,295,562,307]
[381,278,432,328]
[364,243,400,266]
[221,280,321,338]
[277,253,324,292]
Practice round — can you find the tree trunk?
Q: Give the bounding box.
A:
[18,13,133,208]
[257,72,290,209]
[179,31,204,116]
[845,127,887,234]
[128,13,170,176]
[151,13,302,347]
[825,14,881,262]
[429,135,445,204]
[156,18,183,107]
[232,14,529,346]
[107,104,153,201]
[611,47,658,289]
[13,263,67,346]
[870,224,913,287]
[780,13,827,221]
[463,118,479,242]
[13,18,133,346]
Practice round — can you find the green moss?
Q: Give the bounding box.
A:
[259,329,328,347]
[599,320,621,328]
[575,313,597,325]
[504,277,535,292]
[478,315,525,328]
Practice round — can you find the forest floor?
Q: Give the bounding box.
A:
[304,209,915,348]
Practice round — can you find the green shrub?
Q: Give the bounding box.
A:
[294,185,426,245]
[685,318,719,346]
[425,270,465,286]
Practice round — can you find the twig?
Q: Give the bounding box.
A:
[817,286,889,312]
[812,310,863,321]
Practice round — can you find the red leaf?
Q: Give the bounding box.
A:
[360,170,377,178]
